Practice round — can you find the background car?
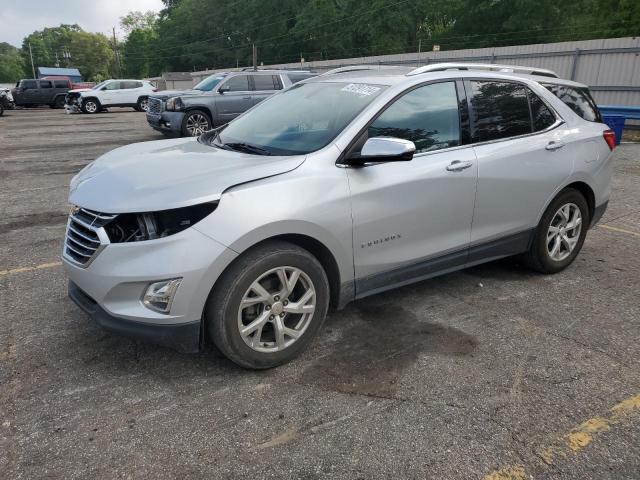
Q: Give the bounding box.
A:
[65,79,157,114]
[12,78,70,108]
[146,69,317,137]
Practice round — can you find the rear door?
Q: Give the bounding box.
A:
[37,80,53,103]
[467,79,574,254]
[251,74,282,106]
[121,81,143,104]
[216,75,253,122]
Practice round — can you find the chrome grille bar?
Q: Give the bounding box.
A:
[63,207,115,267]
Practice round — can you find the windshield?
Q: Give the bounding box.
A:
[215,82,387,155]
[92,80,109,90]
[194,75,226,91]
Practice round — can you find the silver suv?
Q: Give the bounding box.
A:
[63,63,615,368]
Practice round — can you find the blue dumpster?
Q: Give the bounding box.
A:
[601,114,625,145]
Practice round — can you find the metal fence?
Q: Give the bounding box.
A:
[191,36,640,107]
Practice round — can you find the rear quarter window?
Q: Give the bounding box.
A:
[544,84,602,122]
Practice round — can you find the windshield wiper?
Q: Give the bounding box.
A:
[222,142,273,156]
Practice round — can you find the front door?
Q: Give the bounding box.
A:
[216,75,254,123]
[347,81,478,297]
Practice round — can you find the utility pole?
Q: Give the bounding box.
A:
[252,44,257,71]
[112,27,121,77]
[28,42,36,78]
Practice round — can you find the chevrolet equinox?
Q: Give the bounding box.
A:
[63,63,615,368]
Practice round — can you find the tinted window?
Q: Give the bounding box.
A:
[223,75,250,92]
[287,73,316,84]
[54,80,68,88]
[22,80,37,89]
[369,82,460,153]
[39,80,52,88]
[272,75,283,90]
[470,81,531,142]
[253,75,277,91]
[104,81,121,90]
[544,84,601,122]
[528,90,556,131]
[121,81,139,89]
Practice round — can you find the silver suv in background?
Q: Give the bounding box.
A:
[64,63,614,369]
[146,69,317,137]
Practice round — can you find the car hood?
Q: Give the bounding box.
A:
[69,137,306,213]
[151,89,206,100]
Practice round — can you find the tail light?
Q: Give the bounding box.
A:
[603,129,616,151]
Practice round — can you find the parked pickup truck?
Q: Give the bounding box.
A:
[12,78,70,108]
[146,69,316,137]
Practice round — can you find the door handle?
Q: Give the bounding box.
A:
[545,141,565,151]
[242,96,252,100]
[446,160,473,172]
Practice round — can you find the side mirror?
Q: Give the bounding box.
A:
[218,85,229,94]
[348,137,416,165]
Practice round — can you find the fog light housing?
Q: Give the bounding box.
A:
[142,278,182,313]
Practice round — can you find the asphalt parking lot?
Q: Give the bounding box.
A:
[1,107,639,479]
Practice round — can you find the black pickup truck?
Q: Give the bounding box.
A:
[12,78,70,108]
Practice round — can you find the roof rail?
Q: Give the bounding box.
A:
[406,62,559,78]
[320,65,398,76]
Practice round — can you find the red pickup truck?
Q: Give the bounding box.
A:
[41,76,95,90]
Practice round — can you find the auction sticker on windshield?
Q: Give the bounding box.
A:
[341,83,381,97]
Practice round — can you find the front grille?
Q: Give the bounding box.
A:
[147,97,163,115]
[63,208,117,267]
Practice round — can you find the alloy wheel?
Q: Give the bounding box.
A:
[85,101,97,113]
[140,99,149,111]
[237,266,316,353]
[185,113,210,136]
[546,203,582,261]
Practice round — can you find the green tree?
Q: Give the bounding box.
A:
[0,43,25,82]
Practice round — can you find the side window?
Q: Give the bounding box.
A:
[54,80,68,88]
[22,80,37,89]
[368,82,461,154]
[272,75,283,90]
[253,75,276,91]
[544,85,602,122]
[135,81,143,88]
[470,81,531,142]
[528,89,556,131]
[39,80,52,88]
[222,75,250,92]
[104,81,121,90]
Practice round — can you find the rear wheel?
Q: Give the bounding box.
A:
[522,188,589,273]
[181,109,211,137]
[206,241,330,369]
[54,96,65,108]
[136,97,149,112]
[0,102,4,116]
[82,98,100,114]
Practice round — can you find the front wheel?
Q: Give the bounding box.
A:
[522,188,589,273]
[206,241,330,369]
[181,110,211,137]
[82,99,100,114]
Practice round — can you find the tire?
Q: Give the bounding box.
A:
[51,96,65,109]
[181,109,211,137]
[81,98,100,114]
[206,241,330,369]
[522,188,590,274]
[136,97,149,112]
[0,103,4,116]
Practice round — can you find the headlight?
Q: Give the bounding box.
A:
[166,97,185,111]
[103,202,218,243]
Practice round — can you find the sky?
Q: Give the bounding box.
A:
[0,0,164,47]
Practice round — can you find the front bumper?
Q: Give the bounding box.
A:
[63,226,238,352]
[146,111,185,135]
[69,280,201,352]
